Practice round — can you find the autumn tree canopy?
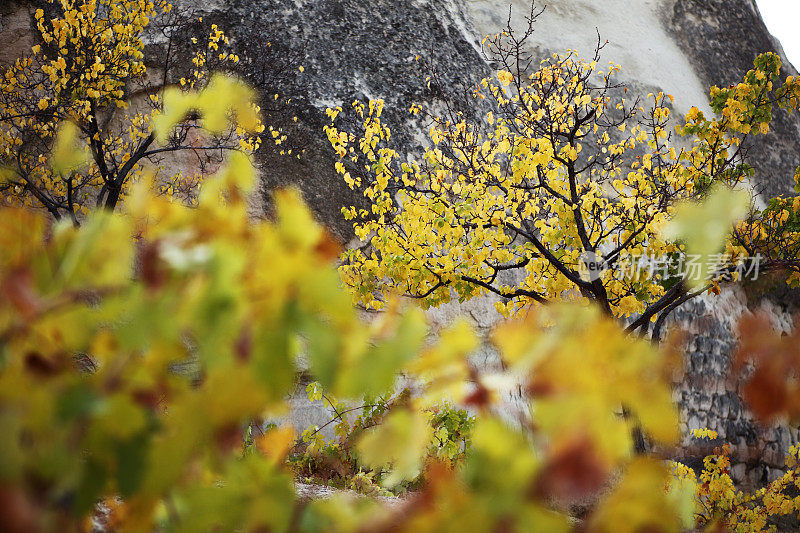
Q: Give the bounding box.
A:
[326,11,800,337]
[0,0,264,223]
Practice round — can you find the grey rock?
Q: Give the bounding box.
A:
[170,0,492,240]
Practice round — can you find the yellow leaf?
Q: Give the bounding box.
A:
[589,459,684,533]
[50,121,90,175]
[256,426,296,466]
[497,70,514,86]
[356,408,432,487]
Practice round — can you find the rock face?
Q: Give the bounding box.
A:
[670,288,798,485]
[0,1,35,67]
[668,0,800,200]
[162,0,800,230]
[4,0,800,480]
[204,0,492,239]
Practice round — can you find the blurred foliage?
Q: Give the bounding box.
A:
[663,185,750,290]
[734,313,800,425]
[3,6,800,533]
[1,76,697,531]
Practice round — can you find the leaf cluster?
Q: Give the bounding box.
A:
[0,0,266,222]
[326,13,800,339]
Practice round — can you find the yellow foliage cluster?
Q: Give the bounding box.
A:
[328,54,682,318]
[32,0,164,106]
[326,24,800,334]
[1,0,167,214]
[0,0,264,221]
[678,52,800,290]
[672,432,800,531]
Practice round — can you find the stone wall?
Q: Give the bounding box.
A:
[671,287,799,486]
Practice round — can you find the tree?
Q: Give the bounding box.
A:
[0,0,264,223]
[325,8,800,338]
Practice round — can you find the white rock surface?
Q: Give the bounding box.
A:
[467,0,712,116]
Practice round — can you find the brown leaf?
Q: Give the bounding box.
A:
[235,323,253,362]
[137,240,166,291]
[132,386,167,411]
[660,328,688,382]
[24,351,68,378]
[214,423,243,453]
[742,364,790,422]
[535,436,610,504]
[733,312,800,423]
[527,375,556,398]
[464,381,491,408]
[0,486,39,533]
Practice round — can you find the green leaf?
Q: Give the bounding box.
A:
[94,394,146,440]
[465,417,540,498]
[116,434,149,497]
[74,459,107,516]
[346,308,427,397]
[662,185,750,288]
[57,384,101,422]
[53,210,134,288]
